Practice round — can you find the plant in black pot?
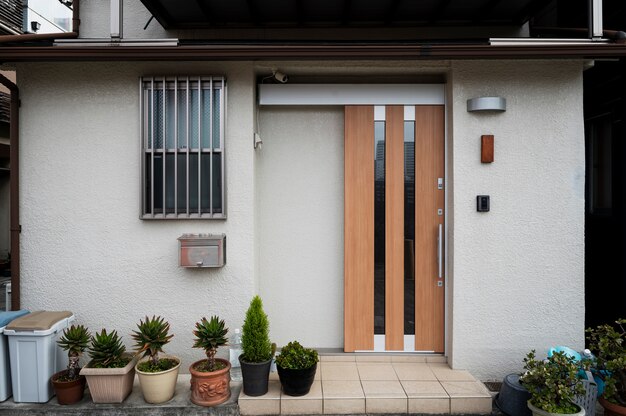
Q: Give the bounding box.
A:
[275,340,318,396]
[239,296,274,396]
[586,318,626,416]
[520,350,585,416]
[51,324,90,405]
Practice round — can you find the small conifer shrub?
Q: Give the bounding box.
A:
[241,296,273,363]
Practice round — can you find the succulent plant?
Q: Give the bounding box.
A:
[275,341,318,370]
[241,296,273,363]
[587,318,626,405]
[131,315,174,366]
[88,329,127,368]
[57,324,90,380]
[193,315,228,372]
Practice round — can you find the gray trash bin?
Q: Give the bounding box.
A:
[5,311,74,403]
[0,310,30,401]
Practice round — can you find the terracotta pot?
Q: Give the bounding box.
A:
[189,358,231,407]
[80,354,137,403]
[527,400,585,416]
[239,355,272,396]
[600,397,626,416]
[51,370,86,405]
[277,363,317,396]
[135,355,181,404]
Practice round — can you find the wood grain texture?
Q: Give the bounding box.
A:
[481,135,494,163]
[414,105,445,353]
[385,105,405,351]
[344,105,375,352]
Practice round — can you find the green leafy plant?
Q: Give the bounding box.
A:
[193,315,228,372]
[88,329,130,369]
[586,318,626,405]
[57,324,90,381]
[241,296,273,363]
[520,350,585,414]
[275,341,318,370]
[131,315,177,373]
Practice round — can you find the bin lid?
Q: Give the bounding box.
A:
[6,310,72,331]
[0,310,30,330]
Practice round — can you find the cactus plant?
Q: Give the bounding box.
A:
[88,329,130,368]
[131,315,176,372]
[57,324,90,380]
[193,315,228,372]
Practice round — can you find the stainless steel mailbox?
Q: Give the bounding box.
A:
[178,234,226,268]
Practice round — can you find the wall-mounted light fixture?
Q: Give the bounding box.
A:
[467,96,506,112]
[30,21,41,33]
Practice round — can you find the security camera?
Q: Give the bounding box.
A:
[273,71,289,83]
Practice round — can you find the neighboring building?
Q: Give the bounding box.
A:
[0,0,22,35]
[1,0,625,381]
[24,0,72,34]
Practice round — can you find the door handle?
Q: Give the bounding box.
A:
[437,223,443,279]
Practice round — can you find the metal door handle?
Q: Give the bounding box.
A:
[437,224,443,279]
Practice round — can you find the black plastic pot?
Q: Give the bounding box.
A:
[495,374,532,416]
[277,363,317,396]
[239,355,272,396]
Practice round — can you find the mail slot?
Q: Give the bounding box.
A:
[178,234,226,268]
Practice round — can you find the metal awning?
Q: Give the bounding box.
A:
[140,0,545,29]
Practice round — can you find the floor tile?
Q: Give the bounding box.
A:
[281,382,323,415]
[409,397,451,414]
[323,398,366,414]
[441,381,491,398]
[320,355,355,362]
[321,362,360,381]
[401,380,449,398]
[430,365,477,381]
[357,363,398,381]
[356,355,392,362]
[321,380,364,399]
[391,355,428,363]
[426,355,448,363]
[450,397,493,414]
[366,397,408,413]
[361,380,406,398]
[238,381,282,416]
[393,363,438,381]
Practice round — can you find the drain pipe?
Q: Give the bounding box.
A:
[0,74,19,311]
[0,0,80,43]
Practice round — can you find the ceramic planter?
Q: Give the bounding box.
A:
[80,354,137,403]
[189,358,231,407]
[277,363,317,396]
[527,400,585,416]
[239,355,272,396]
[600,397,626,416]
[135,355,181,404]
[50,370,86,405]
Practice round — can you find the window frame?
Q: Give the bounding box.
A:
[139,76,226,220]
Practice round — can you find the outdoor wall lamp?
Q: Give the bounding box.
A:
[467,96,506,112]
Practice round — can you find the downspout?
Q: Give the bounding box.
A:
[0,74,19,311]
[0,0,80,43]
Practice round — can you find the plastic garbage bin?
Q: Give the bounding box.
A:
[5,311,74,403]
[0,310,30,401]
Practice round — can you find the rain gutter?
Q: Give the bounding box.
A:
[0,73,19,311]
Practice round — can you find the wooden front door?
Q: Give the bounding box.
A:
[344,105,445,353]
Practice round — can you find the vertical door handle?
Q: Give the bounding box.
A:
[437,224,443,279]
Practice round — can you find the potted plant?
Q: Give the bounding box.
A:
[275,340,318,396]
[80,329,137,403]
[51,324,90,405]
[190,315,231,406]
[520,350,586,416]
[239,295,274,396]
[586,318,626,416]
[131,315,180,404]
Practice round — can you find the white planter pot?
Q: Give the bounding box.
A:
[135,355,181,404]
[528,400,586,416]
[80,354,137,403]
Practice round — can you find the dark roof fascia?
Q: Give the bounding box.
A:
[2,43,626,62]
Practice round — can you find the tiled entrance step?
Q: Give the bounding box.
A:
[238,355,492,415]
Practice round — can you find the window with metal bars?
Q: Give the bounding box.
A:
[140,76,225,219]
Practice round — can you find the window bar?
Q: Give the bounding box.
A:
[209,77,213,216]
[174,78,178,216]
[186,77,190,217]
[139,79,145,218]
[221,78,225,216]
[162,77,167,217]
[197,76,202,216]
[150,78,155,218]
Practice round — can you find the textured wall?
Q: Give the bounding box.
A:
[17,62,256,371]
[448,60,586,380]
[256,106,344,348]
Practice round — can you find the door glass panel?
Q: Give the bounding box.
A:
[404,121,415,335]
[374,120,386,335]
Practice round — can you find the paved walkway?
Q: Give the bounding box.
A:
[239,355,493,415]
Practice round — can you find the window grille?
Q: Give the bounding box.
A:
[140,76,225,219]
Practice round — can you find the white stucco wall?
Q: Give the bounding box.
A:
[17,61,256,371]
[448,60,586,380]
[256,106,344,348]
